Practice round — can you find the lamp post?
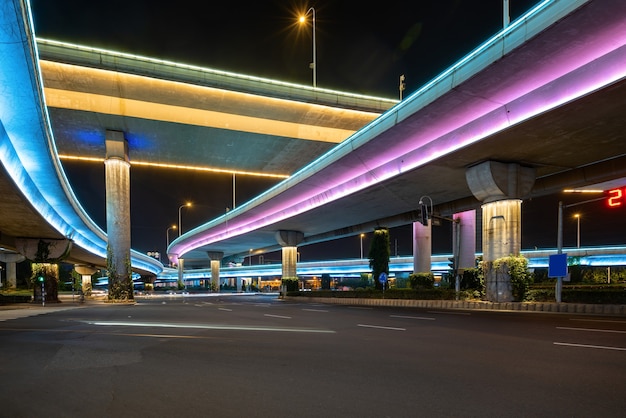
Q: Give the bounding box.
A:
[360,233,364,259]
[299,7,316,87]
[178,202,191,236]
[166,225,177,247]
[574,213,581,248]
[503,0,510,28]
[556,196,603,302]
[249,249,253,266]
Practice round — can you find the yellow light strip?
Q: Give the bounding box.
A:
[44,88,355,143]
[58,155,289,179]
[37,38,398,105]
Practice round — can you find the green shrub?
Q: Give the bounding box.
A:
[409,273,435,289]
[282,278,299,292]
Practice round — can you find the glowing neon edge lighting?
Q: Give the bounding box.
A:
[0,0,161,275]
[156,247,626,280]
[36,38,398,105]
[58,155,289,179]
[171,0,624,259]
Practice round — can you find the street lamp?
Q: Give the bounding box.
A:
[178,202,191,236]
[556,195,603,302]
[249,248,253,266]
[360,233,364,259]
[574,213,581,248]
[166,224,177,247]
[299,7,316,87]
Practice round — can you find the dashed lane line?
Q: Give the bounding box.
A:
[553,342,626,351]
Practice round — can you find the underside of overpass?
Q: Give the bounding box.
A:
[168,0,626,266]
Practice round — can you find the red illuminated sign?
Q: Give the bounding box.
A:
[607,187,625,207]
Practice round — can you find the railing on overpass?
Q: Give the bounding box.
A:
[36,38,398,113]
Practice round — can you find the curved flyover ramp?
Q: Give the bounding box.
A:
[0,0,161,275]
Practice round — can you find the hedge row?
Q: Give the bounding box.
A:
[290,288,626,304]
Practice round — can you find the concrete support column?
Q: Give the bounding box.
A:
[13,238,72,302]
[31,263,59,303]
[75,265,98,295]
[105,130,131,298]
[412,221,432,274]
[0,253,25,288]
[482,200,522,262]
[281,246,298,280]
[5,262,17,288]
[177,259,184,289]
[453,210,477,271]
[276,230,303,292]
[207,251,223,292]
[481,200,524,301]
[466,161,535,302]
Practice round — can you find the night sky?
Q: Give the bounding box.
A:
[28,0,625,261]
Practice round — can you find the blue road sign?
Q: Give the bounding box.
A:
[378,272,387,283]
[548,253,568,277]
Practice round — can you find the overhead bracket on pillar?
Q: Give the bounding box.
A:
[466,161,535,203]
[275,230,304,247]
[14,238,72,263]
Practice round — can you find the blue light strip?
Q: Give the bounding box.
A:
[0,0,161,275]
[157,246,626,281]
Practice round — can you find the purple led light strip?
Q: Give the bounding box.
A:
[171,3,626,259]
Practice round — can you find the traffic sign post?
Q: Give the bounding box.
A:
[549,253,567,303]
[379,272,387,297]
[37,275,45,306]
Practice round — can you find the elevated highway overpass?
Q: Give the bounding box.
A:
[169,0,626,287]
[0,0,393,286]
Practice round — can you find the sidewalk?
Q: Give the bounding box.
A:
[0,294,109,321]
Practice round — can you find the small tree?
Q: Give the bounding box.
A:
[368,228,390,291]
[321,274,332,290]
[409,273,435,289]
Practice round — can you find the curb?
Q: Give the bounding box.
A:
[285,297,626,316]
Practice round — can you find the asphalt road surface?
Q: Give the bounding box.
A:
[1,294,625,417]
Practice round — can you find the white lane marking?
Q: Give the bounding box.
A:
[557,326,626,334]
[86,320,333,333]
[571,318,626,324]
[553,342,626,351]
[427,310,471,315]
[264,314,292,319]
[390,315,435,321]
[218,308,232,311]
[358,324,406,331]
[303,308,329,313]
